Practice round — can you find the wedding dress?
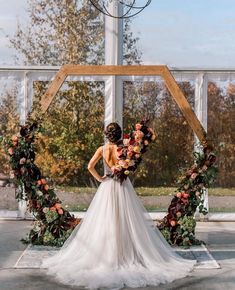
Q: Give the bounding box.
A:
[41,145,196,289]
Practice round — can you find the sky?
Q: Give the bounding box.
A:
[0,0,235,68]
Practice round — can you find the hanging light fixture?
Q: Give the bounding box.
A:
[88,0,152,19]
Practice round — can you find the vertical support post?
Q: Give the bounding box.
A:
[104,1,123,128]
[194,73,208,219]
[18,71,29,219]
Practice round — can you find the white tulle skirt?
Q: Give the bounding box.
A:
[41,177,196,289]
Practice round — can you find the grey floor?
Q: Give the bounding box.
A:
[0,220,235,290]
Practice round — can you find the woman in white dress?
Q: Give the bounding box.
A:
[41,122,196,289]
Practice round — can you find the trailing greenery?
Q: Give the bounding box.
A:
[158,146,218,246]
[1,120,80,247]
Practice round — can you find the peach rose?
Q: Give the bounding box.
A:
[133,146,141,153]
[11,136,18,142]
[118,160,128,168]
[135,130,144,138]
[37,180,42,185]
[58,209,63,215]
[170,220,177,227]
[44,184,49,191]
[135,154,141,158]
[41,178,47,185]
[127,151,134,158]
[8,147,14,155]
[13,141,18,146]
[55,203,62,209]
[135,123,142,130]
[135,136,141,142]
[50,207,56,211]
[151,134,156,141]
[176,211,182,218]
[176,192,182,198]
[182,192,189,199]
[144,140,149,146]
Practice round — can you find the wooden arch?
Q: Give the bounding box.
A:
[32,65,207,146]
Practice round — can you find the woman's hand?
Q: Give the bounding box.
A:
[98,175,107,183]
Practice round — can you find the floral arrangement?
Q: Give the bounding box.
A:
[0,120,79,247]
[110,120,156,183]
[158,144,218,247]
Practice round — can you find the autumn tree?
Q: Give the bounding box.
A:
[10,0,142,185]
[123,81,194,187]
[208,82,235,187]
[0,88,20,174]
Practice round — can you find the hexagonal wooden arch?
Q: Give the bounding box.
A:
[32,65,207,146]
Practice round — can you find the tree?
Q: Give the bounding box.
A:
[0,88,20,174]
[208,82,235,187]
[9,0,142,185]
[123,81,194,187]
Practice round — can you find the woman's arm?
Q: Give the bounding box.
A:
[87,146,106,182]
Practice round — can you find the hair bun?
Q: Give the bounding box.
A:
[105,123,122,144]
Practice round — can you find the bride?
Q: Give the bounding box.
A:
[41,122,196,289]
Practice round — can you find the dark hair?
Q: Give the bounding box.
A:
[105,122,122,144]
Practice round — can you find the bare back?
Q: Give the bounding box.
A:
[102,143,118,169]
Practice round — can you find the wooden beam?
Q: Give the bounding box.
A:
[62,64,166,76]
[31,65,207,146]
[31,67,67,118]
[162,67,207,145]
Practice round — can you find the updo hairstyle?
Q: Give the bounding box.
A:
[104,122,122,144]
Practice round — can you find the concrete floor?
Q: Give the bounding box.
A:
[0,220,235,290]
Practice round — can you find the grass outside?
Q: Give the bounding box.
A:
[57,186,235,196]
[67,204,235,213]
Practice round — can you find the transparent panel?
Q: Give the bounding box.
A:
[208,81,235,213]
[0,81,21,211]
[123,79,195,212]
[32,80,105,212]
